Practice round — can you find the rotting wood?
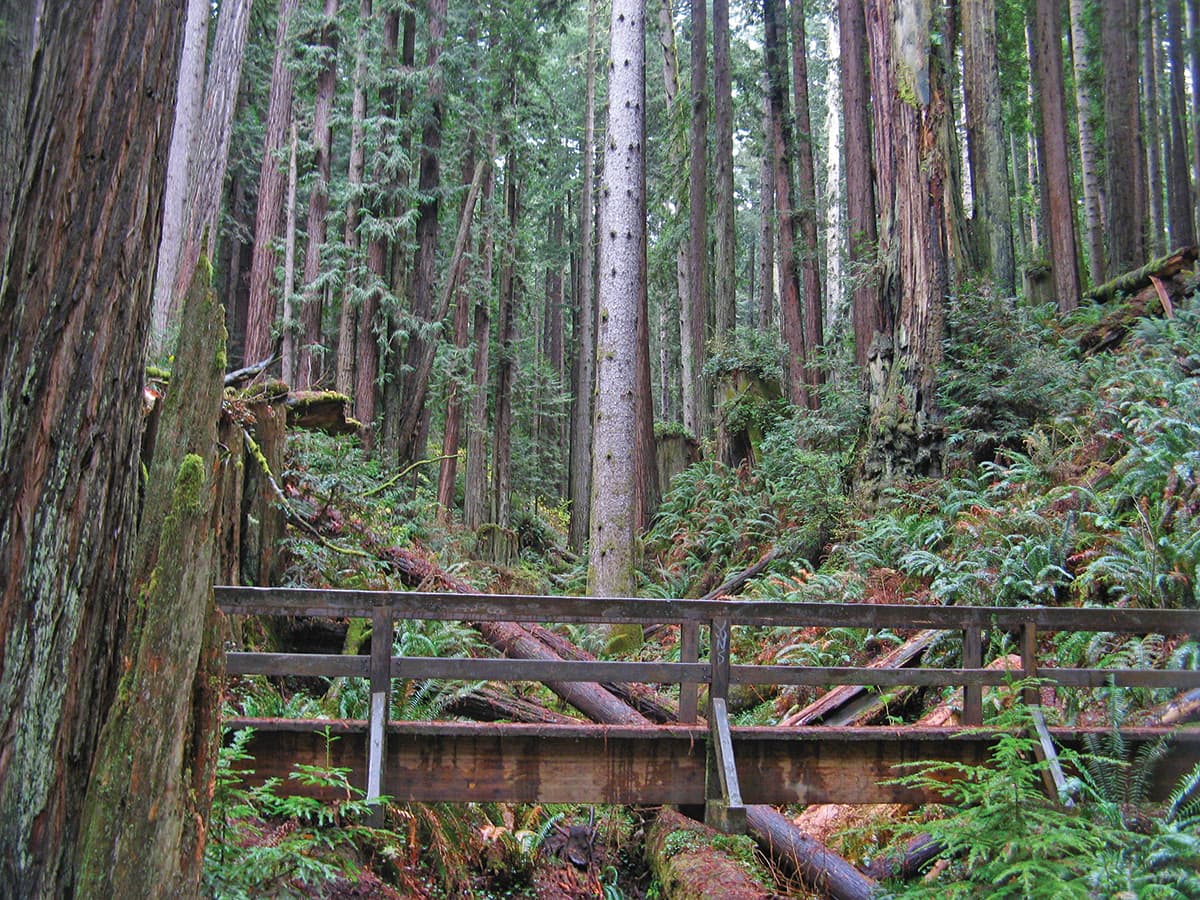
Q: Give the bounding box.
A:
[1082,245,1197,304]
[285,390,362,434]
[444,684,577,725]
[780,630,936,727]
[645,808,777,900]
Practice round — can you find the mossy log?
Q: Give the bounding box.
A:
[1082,245,1198,305]
[285,389,361,434]
[1078,269,1193,356]
[646,808,780,899]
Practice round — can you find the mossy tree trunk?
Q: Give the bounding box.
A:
[77,260,228,896]
[0,3,184,893]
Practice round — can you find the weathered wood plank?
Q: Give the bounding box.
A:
[390,657,710,684]
[734,665,1200,690]
[223,719,1200,805]
[215,586,1200,634]
[226,652,368,677]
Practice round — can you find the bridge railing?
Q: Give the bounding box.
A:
[215,586,1200,830]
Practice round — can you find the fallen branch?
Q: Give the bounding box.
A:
[224,355,278,387]
[745,805,876,900]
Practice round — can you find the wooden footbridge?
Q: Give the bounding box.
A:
[216,587,1200,832]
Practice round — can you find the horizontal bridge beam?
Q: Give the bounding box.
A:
[225,718,1200,807]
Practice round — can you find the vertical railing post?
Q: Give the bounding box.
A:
[963,625,983,726]
[366,601,393,825]
[1020,621,1038,708]
[679,618,699,723]
[705,616,745,833]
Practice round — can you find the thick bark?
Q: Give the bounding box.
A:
[1191,0,1200,235]
[590,0,647,603]
[398,0,448,464]
[962,0,1016,295]
[840,0,884,372]
[335,0,373,405]
[150,0,209,356]
[764,0,807,408]
[77,259,226,896]
[859,0,950,488]
[1068,0,1106,283]
[247,0,302,371]
[823,9,844,326]
[1166,0,1196,248]
[568,0,599,552]
[789,0,824,403]
[1103,0,1147,277]
[281,121,301,384]
[0,2,184,891]
[756,88,776,330]
[296,0,341,388]
[168,0,253,328]
[686,0,711,436]
[1034,0,1082,313]
[712,0,736,341]
[1144,1,1166,257]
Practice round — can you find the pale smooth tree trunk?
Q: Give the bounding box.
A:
[589,0,647,602]
[0,2,184,891]
[246,0,302,370]
[168,0,252,321]
[335,0,372,404]
[823,6,843,326]
[962,0,1016,295]
[568,0,600,552]
[1069,0,1106,283]
[712,0,736,340]
[297,0,340,388]
[151,0,209,356]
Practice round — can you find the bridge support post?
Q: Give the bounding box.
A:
[366,603,393,825]
[680,619,699,722]
[705,617,746,833]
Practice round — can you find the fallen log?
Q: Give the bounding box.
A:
[224,355,277,387]
[780,631,936,727]
[444,684,577,725]
[285,390,361,435]
[646,808,781,900]
[1082,246,1197,305]
[745,805,876,900]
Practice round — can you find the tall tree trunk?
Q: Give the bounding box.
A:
[150,0,209,356]
[1166,0,1196,248]
[764,0,808,408]
[823,7,844,326]
[246,0,302,371]
[789,0,824,403]
[297,0,341,388]
[0,2,184,892]
[859,0,950,489]
[381,8,418,459]
[1103,0,1147,276]
[757,85,777,330]
[168,0,253,327]
[590,0,647,612]
[1190,0,1200,237]
[282,119,300,383]
[962,0,1017,295]
[1144,1,1167,257]
[657,0,696,437]
[1068,0,1106,283]
[398,0,448,464]
[686,0,710,436]
[569,0,600,552]
[77,258,226,897]
[840,0,884,372]
[335,0,372,409]
[492,156,519,529]
[712,0,736,341]
[1035,0,1082,313]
